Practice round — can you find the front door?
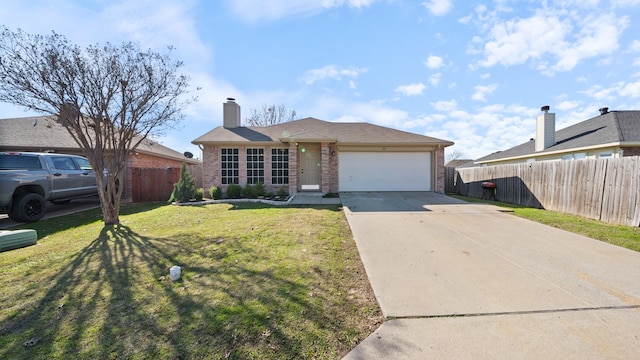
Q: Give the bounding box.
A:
[298,143,321,191]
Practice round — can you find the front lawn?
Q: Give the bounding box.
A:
[0,203,381,359]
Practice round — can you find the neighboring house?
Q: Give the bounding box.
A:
[0,115,201,201]
[475,107,640,166]
[192,98,453,194]
[445,159,475,168]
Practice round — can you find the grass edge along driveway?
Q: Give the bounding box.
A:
[0,202,382,360]
[452,195,640,252]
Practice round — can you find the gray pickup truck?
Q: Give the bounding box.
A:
[0,152,100,222]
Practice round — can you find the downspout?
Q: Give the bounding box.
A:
[198,144,205,190]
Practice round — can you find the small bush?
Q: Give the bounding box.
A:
[209,186,222,200]
[168,161,196,203]
[226,184,242,199]
[243,183,255,199]
[194,188,204,201]
[277,186,288,199]
[253,182,266,197]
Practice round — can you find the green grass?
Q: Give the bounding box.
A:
[452,195,640,252]
[0,203,381,359]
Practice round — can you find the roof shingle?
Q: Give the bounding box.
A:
[192,117,453,146]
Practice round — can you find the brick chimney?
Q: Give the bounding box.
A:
[535,105,555,152]
[223,98,241,128]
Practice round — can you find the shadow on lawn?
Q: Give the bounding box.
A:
[1,223,345,359]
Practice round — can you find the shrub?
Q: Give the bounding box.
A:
[243,183,255,199]
[209,185,222,200]
[226,184,242,199]
[253,182,266,197]
[168,162,196,203]
[194,188,204,201]
[277,186,288,199]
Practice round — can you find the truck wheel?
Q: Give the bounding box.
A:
[10,193,46,223]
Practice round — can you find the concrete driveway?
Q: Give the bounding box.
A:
[0,196,101,229]
[341,192,640,359]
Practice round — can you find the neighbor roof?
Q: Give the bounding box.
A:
[192,117,453,146]
[475,110,640,164]
[0,116,199,163]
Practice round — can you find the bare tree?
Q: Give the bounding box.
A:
[0,26,195,225]
[245,103,297,127]
[446,150,466,163]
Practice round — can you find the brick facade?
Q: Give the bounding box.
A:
[434,146,446,193]
[202,142,448,195]
[203,144,295,195]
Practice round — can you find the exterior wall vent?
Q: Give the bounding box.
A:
[599,107,609,115]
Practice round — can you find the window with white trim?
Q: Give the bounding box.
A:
[271,148,289,185]
[221,148,239,184]
[246,148,264,184]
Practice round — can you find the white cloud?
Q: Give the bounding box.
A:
[556,100,580,111]
[226,0,380,22]
[611,0,640,7]
[431,100,458,112]
[633,58,640,67]
[631,40,640,52]
[424,55,444,69]
[429,73,442,86]
[472,9,629,75]
[422,0,453,16]
[298,65,367,85]
[471,84,498,102]
[581,77,640,100]
[103,1,209,61]
[395,83,426,96]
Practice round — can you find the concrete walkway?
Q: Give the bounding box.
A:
[341,192,640,359]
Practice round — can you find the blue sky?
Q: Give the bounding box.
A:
[1,0,640,160]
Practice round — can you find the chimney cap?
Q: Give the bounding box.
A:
[599,107,609,115]
[541,105,550,112]
[226,97,236,102]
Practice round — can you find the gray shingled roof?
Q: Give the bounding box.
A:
[0,115,199,163]
[475,111,640,163]
[192,117,453,146]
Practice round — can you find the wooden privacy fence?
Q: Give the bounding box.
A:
[447,156,640,227]
[132,167,180,202]
[132,165,203,202]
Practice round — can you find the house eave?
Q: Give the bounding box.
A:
[475,141,629,164]
[278,137,338,143]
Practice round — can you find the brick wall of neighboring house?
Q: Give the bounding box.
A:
[622,147,640,157]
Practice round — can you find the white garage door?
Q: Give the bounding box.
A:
[339,152,431,191]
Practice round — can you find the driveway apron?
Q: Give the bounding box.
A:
[341,192,640,359]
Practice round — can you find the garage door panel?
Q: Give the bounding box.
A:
[339,152,431,191]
